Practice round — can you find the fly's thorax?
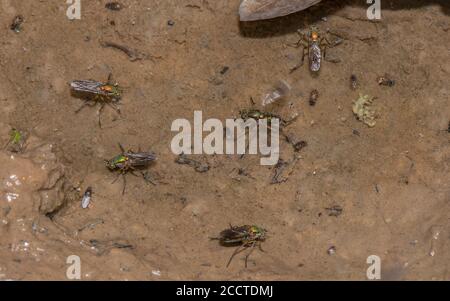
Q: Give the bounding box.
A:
[309,26,320,41]
[106,154,128,169]
[101,84,122,98]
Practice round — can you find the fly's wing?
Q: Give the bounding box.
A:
[126,152,156,166]
[219,226,250,244]
[70,80,107,100]
[239,0,321,21]
[309,43,322,72]
[70,80,104,94]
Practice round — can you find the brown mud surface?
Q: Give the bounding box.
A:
[0,0,449,280]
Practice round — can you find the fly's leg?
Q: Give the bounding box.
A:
[129,168,139,178]
[226,245,248,268]
[244,242,257,268]
[121,172,127,195]
[75,100,96,113]
[258,242,266,253]
[321,35,343,63]
[107,102,121,115]
[289,31,309,73]
[289,31,308,48]
[107,73,113,85]
[326,30,344,47]
[3,136,12,150]
[98,103,106,128]
[111,172,121,184]
[315,37,328,59]
[290,42,309,73]
[118,143,126,153]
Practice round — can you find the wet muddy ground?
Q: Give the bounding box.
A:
[0,0,449,280]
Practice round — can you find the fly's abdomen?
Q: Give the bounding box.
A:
[309,43,322,72]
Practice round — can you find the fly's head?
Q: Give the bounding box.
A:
[249,225,267,241]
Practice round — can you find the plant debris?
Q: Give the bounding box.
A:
[283,133,307,152]
[229,167,255,181]
[88,239,134,255]
[353,94,377,127]
[175,154,210,173]
[350,74,358,90]
[270,156,299,184]
[309,89,319,106]
[10,15,24,33]
[325,205,343,217]
[377,74,395,87]
[78,219,104,232]
[100,41,159,62]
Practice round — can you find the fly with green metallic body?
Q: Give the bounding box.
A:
[212,224,267,268]
[4,128,27,153]
[70,74,122,127]
[105,143,156,195]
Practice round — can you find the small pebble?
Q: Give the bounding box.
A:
[220,66,229,75]
[105,2,122,11]
[81,187,92,209]
[327,246,336,255]
[10,15,24,33]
